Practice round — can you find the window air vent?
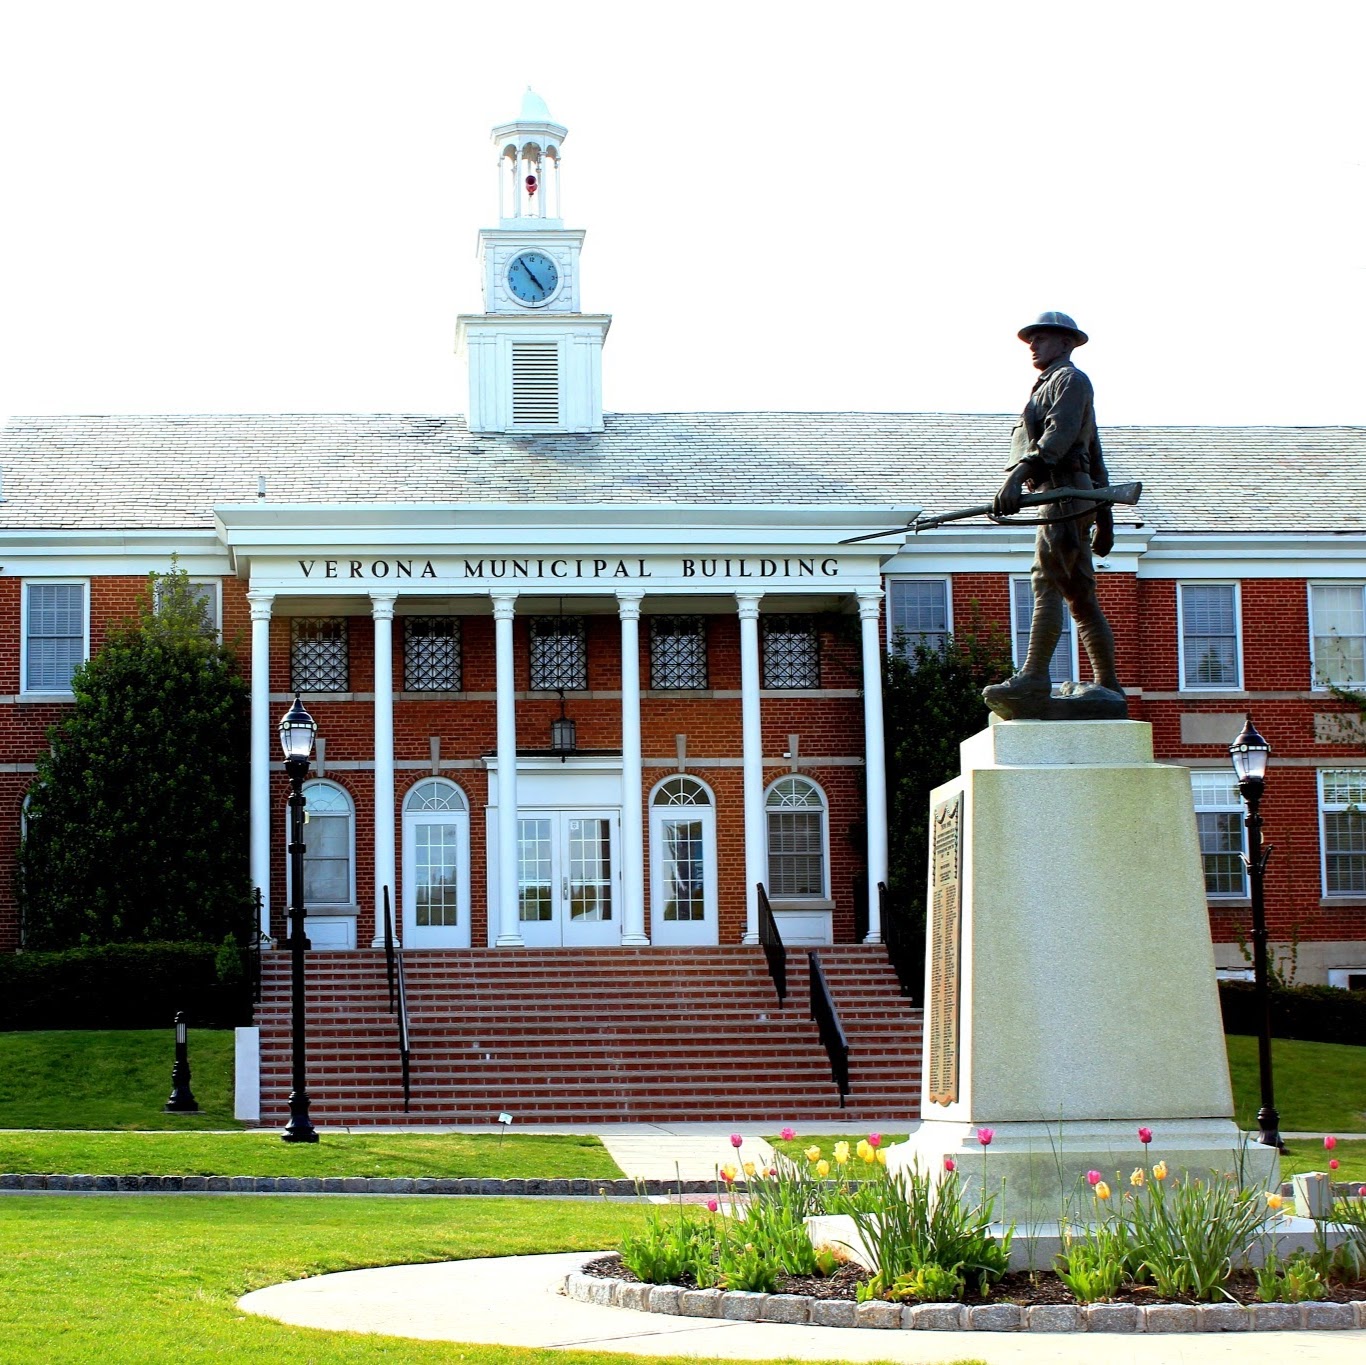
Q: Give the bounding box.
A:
[511,342,560,426]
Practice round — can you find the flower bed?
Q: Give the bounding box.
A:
[592,1130,1366,1330]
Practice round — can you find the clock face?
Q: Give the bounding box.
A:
[506,251,560,305]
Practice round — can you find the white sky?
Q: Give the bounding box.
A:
[1,1,1363,427]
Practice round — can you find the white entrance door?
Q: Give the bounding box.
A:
[402,779,471,948]
[517,810,620,947]
[649,776,719,945]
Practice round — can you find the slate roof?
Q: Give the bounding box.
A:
[0,411,1362,534]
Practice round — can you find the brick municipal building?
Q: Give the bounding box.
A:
[1,94,1362,1123]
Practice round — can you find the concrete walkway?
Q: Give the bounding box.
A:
[598,1129,779,1182]
[239,1249,1366,1362]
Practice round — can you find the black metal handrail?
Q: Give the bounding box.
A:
[382,888,411,1113]
[881,881,925,1005]
[756,883,787,1004]
[808,950,849,1107]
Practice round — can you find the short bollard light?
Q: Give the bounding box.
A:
[163,1010,200,1113]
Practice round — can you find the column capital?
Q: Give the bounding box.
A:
[490,591,519,621]
[616,588,645,620]
[855,587,884,621]
[735,591,764,621]
[370,591,398,620]
[246,590,275,621]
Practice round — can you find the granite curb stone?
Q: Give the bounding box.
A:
[563,1269,1366,1333]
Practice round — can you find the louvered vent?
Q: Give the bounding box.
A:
[511,342,560,426]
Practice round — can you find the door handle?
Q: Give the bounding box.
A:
[563,877,569,900]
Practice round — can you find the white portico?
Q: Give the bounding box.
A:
[218,503,910,951]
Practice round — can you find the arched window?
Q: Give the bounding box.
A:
[764,776,828,899]
[295,780,355,909]
[405,778,467,814]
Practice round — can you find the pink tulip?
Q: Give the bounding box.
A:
[1359,1186,1366,1197]
[1138,1127,1153,1146]
[767,1166,777,1177]
[1324,1135,1337,1151]
[780,1127,796,1142]
[944,1157,955,1172]
[977,1127,994,1146]
[1330,1159,1340,1171]
[706,1198,719,1212]
[867,1132,882,1148]
[1087,1170,1102,1186]
[730,1133,743,1148]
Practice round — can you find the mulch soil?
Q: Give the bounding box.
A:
[581,1254,1366,1308]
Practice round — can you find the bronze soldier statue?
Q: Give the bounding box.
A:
[982,312,1127,720]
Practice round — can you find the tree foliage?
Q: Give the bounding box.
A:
[17,569,251,949]
[883,618,1013,929]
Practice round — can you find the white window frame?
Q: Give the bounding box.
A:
[648,774,719,942]
[286,779,357,911]
[401,777,471,946]
[153,577,222,636]
[884,576,952,660]
[763,774,831,902]
[1307,582,1366,691]
[1008,576,1078,684]
[1189,770,1249,899]
[21,579,90,698]
[1177,581,1244,692]
[1319,768,1366,900]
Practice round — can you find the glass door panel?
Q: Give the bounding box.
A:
[402,812,470,947]
[515,810,619,946]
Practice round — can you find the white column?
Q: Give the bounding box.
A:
[617,590,648,945]
[371,592,398,948]
[737,592,765,945]
[857,588,888,944]
[247,590,274,943]
[492,591,523,946]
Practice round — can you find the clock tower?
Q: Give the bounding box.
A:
[456,90,611,434]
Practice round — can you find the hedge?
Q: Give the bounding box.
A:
[0,942,252,1031]
[1219,979,1366,1047]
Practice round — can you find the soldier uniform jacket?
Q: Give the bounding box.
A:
[1007,358,1108,485]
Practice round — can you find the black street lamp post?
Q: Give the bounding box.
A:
[1229,716,1284,1152]
[163,1010,199,1113]
[279,694,319,1143]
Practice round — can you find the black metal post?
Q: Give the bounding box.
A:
[163,1010,199,1113]
[282,753,318,1142]
[1240,783,1284,1152]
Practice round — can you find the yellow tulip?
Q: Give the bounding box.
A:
[834,1141,850,1163]
[856,1140,874,1163]
[1095,1180,1111,1200]
[876,1149,887,1165]
[805,1145,822,1163]
[1130,1167,1145,1187]
[719,1163,738,1183]
[1266,1192,1284,1211]
[816,1159,830,1178]
[743,1161,756,1177]
[1152,1161,1168,1182]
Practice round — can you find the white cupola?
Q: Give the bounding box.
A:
[455,89,611,434]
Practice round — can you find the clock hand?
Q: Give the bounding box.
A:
[522,262,546,291]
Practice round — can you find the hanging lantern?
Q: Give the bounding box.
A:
[525,173,538,196]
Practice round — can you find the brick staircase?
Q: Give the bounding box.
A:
[255,945,923,1125]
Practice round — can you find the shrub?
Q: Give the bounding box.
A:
[0,941,251,1030]
[1219,980,1366,1046]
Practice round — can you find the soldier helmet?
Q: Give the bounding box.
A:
[1018,311,1088,347]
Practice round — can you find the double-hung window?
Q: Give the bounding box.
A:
[1190,771,1248,897]
[650,616,707,689]
[1178,583,1242,690]
[886,578,950,660]
[154,579,220,636]
[765,776,828,899]
[1010,577,1075,683]
[23,581,88,694]
[1309,584,1366,689]
[762,615,819,688]
[1320,769,1366,897]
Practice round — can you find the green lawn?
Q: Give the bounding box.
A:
[0,1028,241,1129]
[1226,1034,1366,1134]
[1,1197,987,1365]
[1279,1138,1366,1183]
[0,1129,620,1177]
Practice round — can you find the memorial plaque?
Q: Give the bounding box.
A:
[926,791,963,1106]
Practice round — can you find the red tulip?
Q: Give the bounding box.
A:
[1138,1127,1153,1145]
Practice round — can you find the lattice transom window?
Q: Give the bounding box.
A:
[529,616,587,690]
[650,616,707,689]
[511,342,559,426]
[291,618,348,692]
[762,615,819,688]
[404,617,461,691]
